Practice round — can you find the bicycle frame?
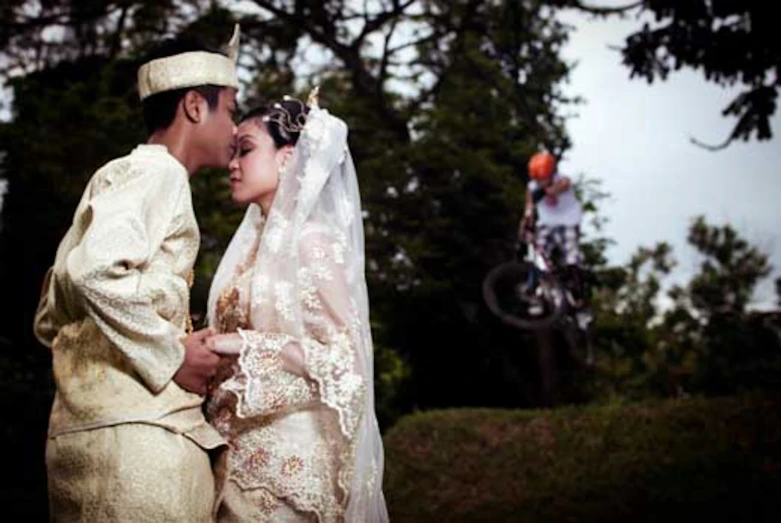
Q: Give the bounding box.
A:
[521,227,555,288]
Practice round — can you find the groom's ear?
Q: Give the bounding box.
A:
[182,90,205,124]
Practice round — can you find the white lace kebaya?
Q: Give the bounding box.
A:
[206,96,388,522]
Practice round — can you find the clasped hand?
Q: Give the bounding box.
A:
[173,329,243,395]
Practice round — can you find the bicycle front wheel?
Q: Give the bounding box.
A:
[482,261,567,330]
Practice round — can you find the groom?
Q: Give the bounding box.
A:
[33,25,240,521]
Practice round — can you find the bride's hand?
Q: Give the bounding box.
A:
[206,333,243,356]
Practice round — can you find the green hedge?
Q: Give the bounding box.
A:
[383,393,781,522]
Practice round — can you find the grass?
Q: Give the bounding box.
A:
[383,393,781,522]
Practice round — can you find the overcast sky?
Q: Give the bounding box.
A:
[556,8,781,309]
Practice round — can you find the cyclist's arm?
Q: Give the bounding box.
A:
[530,185,547,204]
[519,187,535,236]
[524,186,535,217]
[547,176,571,195]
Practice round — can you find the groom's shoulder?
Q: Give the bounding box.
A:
[89,146,186,196]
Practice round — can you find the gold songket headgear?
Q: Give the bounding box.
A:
[137,24,241,100]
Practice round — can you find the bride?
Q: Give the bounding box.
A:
[204,88,389,522]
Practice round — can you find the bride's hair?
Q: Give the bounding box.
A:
[240,97,309,148]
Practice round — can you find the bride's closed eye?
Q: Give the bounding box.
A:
[235,137,254,158]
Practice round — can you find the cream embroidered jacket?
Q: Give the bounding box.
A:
[34,144,223,448]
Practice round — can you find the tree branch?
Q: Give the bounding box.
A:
[355,0,417,46]
[405,0,481,115]
[387,30,447,55]
[249,0,352,56]
[3,11,72,30]
[378,16,400,90]
[249,0,411,143]
[689,134,732,152]
[571,0,644,16]
[109,6,129,59]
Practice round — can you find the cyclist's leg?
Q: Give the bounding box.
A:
[527,224,553,315]
[535,224,555,263]
[562,225,587,304]
[536,224,559,278]
[563,225,595,330]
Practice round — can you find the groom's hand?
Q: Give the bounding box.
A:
[174,328,219,395]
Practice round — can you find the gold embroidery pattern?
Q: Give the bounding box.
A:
[185,269,194,334]
[212,415,344,522]
[281,456,305,477]
[216,286,251,334]
[249,448,271,470]
[70,154,198,390]
[253,488,281,516]
[230,330,317,418]
[301,329,366,439]
[37,145,212,445]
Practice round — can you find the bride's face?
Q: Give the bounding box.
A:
[228,119,291,207]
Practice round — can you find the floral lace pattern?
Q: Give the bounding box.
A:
[211,406,344,522]
[301,330,365,439]
[296,228,366,439]
[206,105,386,521]
[208,230,365,521]
[230,330,317,418]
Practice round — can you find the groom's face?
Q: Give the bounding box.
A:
[199,87,238,168]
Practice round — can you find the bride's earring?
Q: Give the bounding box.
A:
[279,150,292,177]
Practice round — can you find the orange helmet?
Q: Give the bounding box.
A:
[528,151,556,180]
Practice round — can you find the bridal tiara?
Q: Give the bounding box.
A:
[261,86,321,134]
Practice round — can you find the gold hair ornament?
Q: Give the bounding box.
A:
[260,85,322,134]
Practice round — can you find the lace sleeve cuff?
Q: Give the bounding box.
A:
[301,330,366,440]
[227,329,317,418]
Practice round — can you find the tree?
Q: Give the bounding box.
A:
[616,1,778,150]
[662,216,778,395]
[589,241,677,400]
[543,0,778,149]
[591,216,781,401]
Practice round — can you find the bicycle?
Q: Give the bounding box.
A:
[482,221,595,367]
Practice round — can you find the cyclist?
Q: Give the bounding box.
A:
[519,151,590,325]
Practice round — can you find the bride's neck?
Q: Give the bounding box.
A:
[257,196,274,217]
[257,192,275,217]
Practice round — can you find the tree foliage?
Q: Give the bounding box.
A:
[591,216,781,401]
[546,0,778,149]
[617,0,777,149]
